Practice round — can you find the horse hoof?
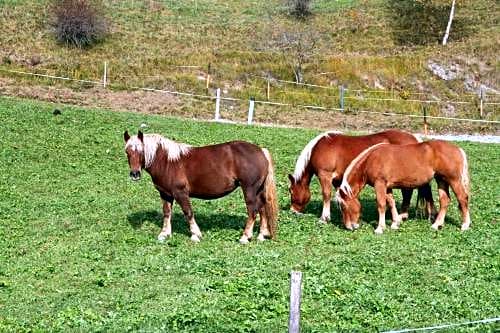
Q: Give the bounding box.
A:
[391,223,400,230]
[257,234,266,242]
[374,228,384,235]
[158,233,171,242]
[431,223,440,231]
[318,219,328,225]
[399,213,409,221]
[345,225,354,231]
[239,237,250,245]
[461,224,470,231]
[190,234,201,242]
[352,223,360,230]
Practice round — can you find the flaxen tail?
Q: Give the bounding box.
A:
[459,148,470,195]
[262,148,278,239]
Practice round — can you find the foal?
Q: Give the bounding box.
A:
[124,131,278,243]
[336,140,470,233]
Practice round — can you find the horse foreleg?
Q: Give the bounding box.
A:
[374,182,388,234]
[176,195,202,242]
[432,179,450,230]
[449,180,471,231]
[400,188,412,220]
[158,196,174,242]
[318,171,335,223]
[386,190,402,230]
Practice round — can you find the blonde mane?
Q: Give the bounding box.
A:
[339,142,388,197]
[125,134,191,168]
[292,131,342,181]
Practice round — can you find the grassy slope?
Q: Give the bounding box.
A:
[0,0,498,123]
[0,97,498,331]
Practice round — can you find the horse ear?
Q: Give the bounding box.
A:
[124,130,130,142]
[288,174,295,184]
[138,130,144,142]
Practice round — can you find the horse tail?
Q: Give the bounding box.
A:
[262,148,279,239]
[459,148,470,195]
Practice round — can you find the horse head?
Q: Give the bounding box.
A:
[124,130,145,181]
[335,188,361,230]
[288,174,311,214]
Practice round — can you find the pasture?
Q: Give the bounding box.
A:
[0,96,498,331]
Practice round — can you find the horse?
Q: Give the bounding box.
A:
[335,140,470,234]
[124,130,278,244]
[288,129,433,225]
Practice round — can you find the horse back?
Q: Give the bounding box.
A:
[310,130,418,178]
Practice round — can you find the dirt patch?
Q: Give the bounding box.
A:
[0,77,180,114]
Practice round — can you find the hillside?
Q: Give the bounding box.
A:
[0,0,499,133]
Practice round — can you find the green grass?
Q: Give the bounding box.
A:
[0,96,499,331]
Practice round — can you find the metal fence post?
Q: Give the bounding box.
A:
[214,88,221,121]
[247,97,255,125]
[339,85,345,112]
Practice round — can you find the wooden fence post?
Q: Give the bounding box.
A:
[267,78,271,101]
[288,271,302,333]
[206,63,211,93]
[423,105,429,136]
[247,97,255,125]
[214,88,221,121]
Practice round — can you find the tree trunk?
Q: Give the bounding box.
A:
[442,0,456,45]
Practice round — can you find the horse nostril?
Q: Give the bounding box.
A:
[130,171,141,179]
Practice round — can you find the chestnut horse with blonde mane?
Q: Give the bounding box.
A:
[124,131,278,244]
[288,129,433,225]
[336,140,470,234]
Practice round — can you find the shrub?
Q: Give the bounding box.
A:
[51,0,108,48]
[287,0,313,18]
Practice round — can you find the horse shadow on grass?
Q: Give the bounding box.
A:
[127,210,247,237]
[293,197,460,230]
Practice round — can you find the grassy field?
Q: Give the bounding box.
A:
[1,0,499,127]
[0,96,499,331]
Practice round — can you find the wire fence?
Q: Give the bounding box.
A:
[1,67,499,127]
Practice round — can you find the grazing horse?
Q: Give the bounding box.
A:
[124,131,278,244]
[288,129,432,224]
[335,140,470,234]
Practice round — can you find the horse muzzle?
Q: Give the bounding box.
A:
[129,170,141,181]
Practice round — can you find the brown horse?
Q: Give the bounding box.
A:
[124,131,278,244]
[335,140,470,234]
[288,129,432,224]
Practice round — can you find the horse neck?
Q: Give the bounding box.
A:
[297,165,314,185]
[345,159,368,198]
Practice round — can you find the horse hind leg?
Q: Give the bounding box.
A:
[256,191,270,241]
[432,179,450,230]
[399,188,412,221]
[449,180,471,231]
[240,187,261,244]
